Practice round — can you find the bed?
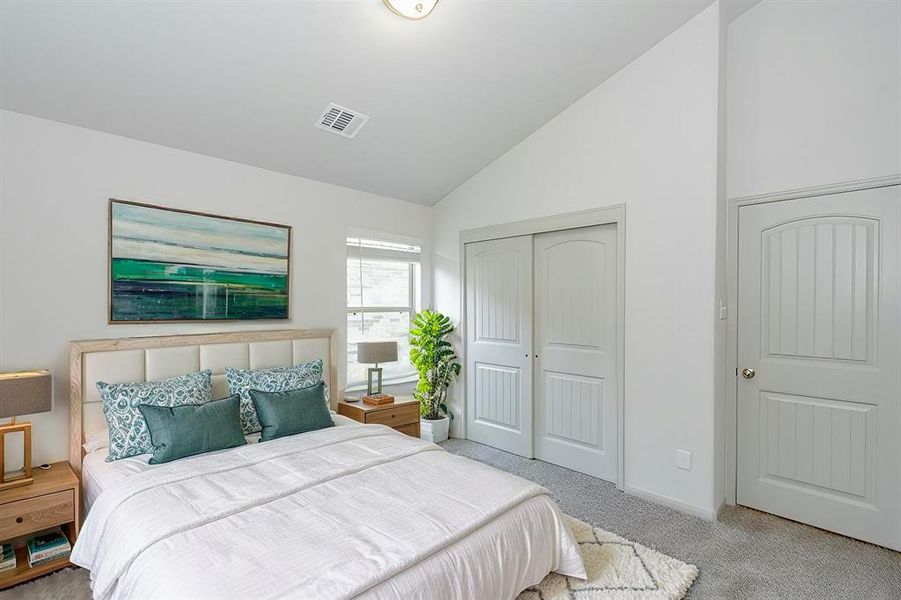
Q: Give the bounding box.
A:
[68,329,585,600]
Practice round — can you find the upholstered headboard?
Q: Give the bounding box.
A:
[69,329,338,476]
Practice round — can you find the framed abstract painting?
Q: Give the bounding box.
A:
[109,199,291,322]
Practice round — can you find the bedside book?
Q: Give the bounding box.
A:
[0,544,14,573]
[27,531,71,567]
[28,552,70,569]
[28,545,70,564]
[28,548,70,567]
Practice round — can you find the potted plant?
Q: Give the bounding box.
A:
[409,309,461,443]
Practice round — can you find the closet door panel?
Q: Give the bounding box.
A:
[465,236,533,457]
[534,224,618,481]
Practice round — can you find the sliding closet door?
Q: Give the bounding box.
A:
[534,225,618,481]
[465,236,533,457]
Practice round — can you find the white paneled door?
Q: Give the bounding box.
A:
[534,225,618,481]
[737,186,901,550]
[465,235,533,457]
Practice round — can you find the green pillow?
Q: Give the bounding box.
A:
[249,383,334,442]
[138,395,246,464]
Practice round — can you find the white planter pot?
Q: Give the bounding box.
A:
[420,416,450,444]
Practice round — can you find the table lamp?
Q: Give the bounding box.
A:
[356,341,398,396]
[0,370,51,490]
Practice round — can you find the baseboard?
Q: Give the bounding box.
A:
[713,496,727,519]
[624,484,719,521]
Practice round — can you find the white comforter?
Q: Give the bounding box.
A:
[72,423,585,600]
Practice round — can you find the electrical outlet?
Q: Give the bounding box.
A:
[676,449,692,471]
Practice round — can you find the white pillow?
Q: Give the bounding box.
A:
[83,429,110,453]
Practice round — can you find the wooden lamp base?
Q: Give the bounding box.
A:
[0,419,33,491]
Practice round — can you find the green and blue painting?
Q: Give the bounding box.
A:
[110,201,290,321]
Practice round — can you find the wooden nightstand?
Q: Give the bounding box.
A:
[338,396,421,438]
[0,461,79,589]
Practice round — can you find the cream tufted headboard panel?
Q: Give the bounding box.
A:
[69,329,338,476]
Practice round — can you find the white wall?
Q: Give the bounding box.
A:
[0,110,432,467]
[727,0,901,199]
[433,4,722,516]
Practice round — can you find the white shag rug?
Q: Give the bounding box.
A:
[2,516,697,600]
[517,515,698,599]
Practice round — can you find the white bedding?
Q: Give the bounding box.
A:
[73,422,585,600]
[82,451,150,512]
[81,413,357,513]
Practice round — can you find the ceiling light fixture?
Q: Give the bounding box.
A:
[383,0,438,20]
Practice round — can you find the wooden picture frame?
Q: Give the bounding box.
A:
[108,199,291,323]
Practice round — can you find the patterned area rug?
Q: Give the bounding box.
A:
[518,516,699,600]
[2,516,697,600]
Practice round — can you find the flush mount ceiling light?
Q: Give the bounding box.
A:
[383,0,438,20]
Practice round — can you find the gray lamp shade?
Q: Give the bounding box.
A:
[0,370,52,419]
[356,341,398,365]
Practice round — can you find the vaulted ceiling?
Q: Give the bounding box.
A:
[0,0,712,205]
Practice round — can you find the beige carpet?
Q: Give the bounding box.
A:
[2,515,697,600]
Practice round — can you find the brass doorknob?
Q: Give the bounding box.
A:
[741,368,756,379]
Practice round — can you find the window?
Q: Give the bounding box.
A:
[346,234,421,389]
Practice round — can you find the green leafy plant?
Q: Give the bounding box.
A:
[409,310,461,421]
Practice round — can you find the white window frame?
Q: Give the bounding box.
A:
[346,231,422,391]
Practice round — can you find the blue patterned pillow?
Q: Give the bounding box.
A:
[226,360,327,434]
[98,370,213,462]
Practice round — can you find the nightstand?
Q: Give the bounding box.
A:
[338,396,421,438]
[0,461,79,589]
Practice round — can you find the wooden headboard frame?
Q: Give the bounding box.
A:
[69,328,338,476]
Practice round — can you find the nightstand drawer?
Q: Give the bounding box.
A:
[366,403,419,427]
[395,422,420,438]
[0,490,74,541]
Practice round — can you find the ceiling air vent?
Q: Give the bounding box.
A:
[315,103,369,139]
